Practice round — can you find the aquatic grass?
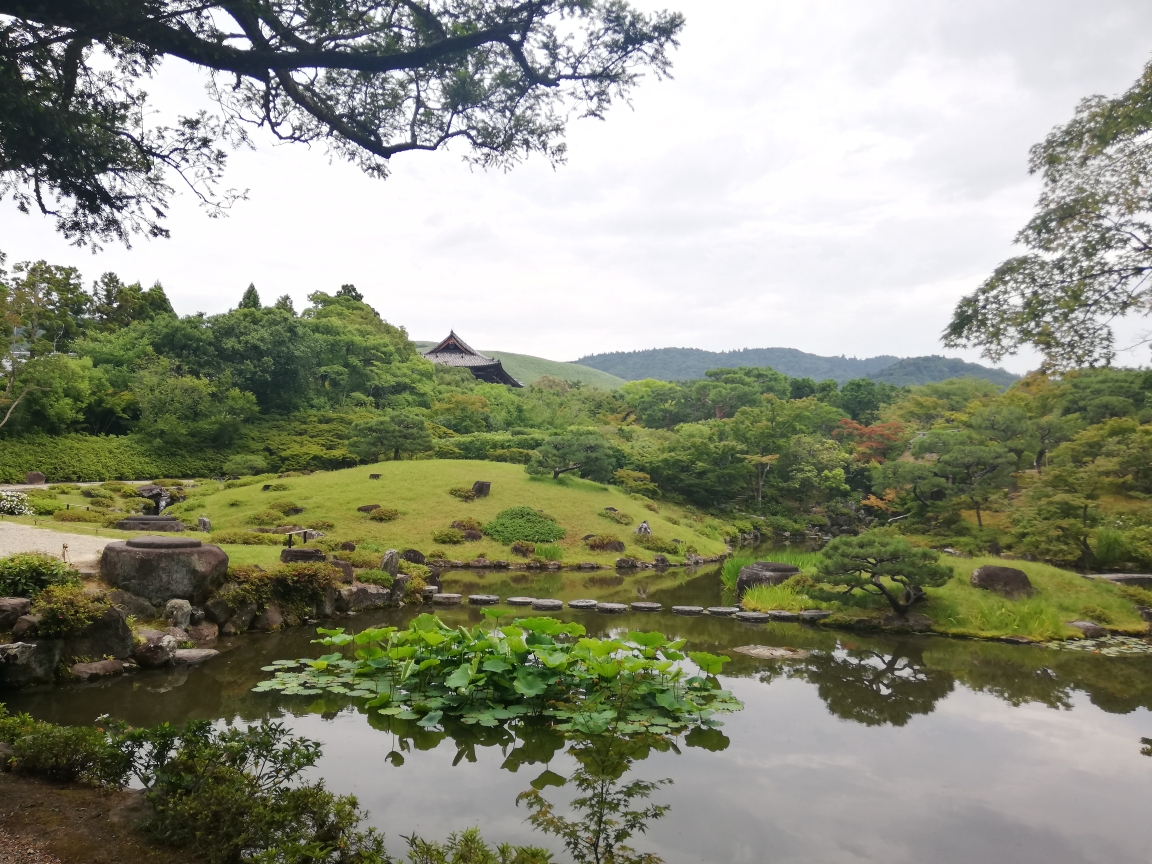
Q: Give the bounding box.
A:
[720,550,824,590]
[535,544,564,561]
[740,583,829,612]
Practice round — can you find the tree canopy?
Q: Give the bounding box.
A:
[0,0,684,246]
[945,56,1152,370]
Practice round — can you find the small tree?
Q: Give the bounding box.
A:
[348,410,432,462]
[526,433,619,482]
[814,532,951,617]
[238,283,261,310]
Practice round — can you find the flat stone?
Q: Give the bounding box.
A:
[1090,573,1152,589]
[506,596,535,606]
[731,645,811,660]
[280,548,326,564]
[672,605,704,616]
[631,602,661,612]
[706,606,740,617]
[173,648,218,666]
[70,659,125,682]
[335,584,393,613]
[767,610,800,622]
[596,602,628,614]
[432,593,463,605]
[568,599,598,609]
[186,621,218,644]
[133,629,177,668]
[733,611,771,623]
[798,610,832,621]
[422,585,440,596]
[532,599,564,611]
[126,536,201,549]
[468,594,500,605]
[1068,620,1107,638]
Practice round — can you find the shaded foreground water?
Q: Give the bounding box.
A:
[7,568,1152,863]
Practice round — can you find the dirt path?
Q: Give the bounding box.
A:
[0,523,112,571]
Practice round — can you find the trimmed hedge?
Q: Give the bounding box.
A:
[0,435,224,482]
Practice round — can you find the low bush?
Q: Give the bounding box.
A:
[223,453,268,476]
[209,530,284,546]
[535,544,564,561]
[223,477,260,489]
[485,447,535,464]
[0,708,128,785]
[306,519,335,530]
[634,535,681,555]
[0,490,33,516]
[0,435,224,483]
[433,528,465,545]
[398,560,431,580]
[81,488,114,501]
[599,508,634,526]
[0,552,80,598]
[246,509,283,526]
[265,482,290,492]
[267,499,303,515]
[32,584,109,637]
[231,562,341,618]
[585,534,624,552]
[448,486,476,502]
[510,541,536,557]
[333,550,381,569]
[357,569,393,587]
[482,506,566,544]
[368,507,400,522]
[27,498,65,516]
[48,483,81,493]
[52,508,107,523]
[450,517,483,532]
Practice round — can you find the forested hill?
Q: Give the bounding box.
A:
[573,346,1017,386]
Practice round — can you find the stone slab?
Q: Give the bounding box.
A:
[173,648,219,666]
[672,606,704,616]
[733,611,771,623]
[798,610,832,621]
[568,599,598,609]
[468,594,500,605]
[767,610,800,622]
[631,602,661,612]
[531,599,563,611]
[706,606,740,617]
[432,593,463,605]
[506,597,535,606]
[596,602,628,614]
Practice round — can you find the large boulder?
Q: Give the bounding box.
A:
[280,547,326,564]
[222,601,258,636]
[381,549,400,578]
[0,598,31,632]
[101,537,228,605]
[736,562,801,598]
[335,583,393,613]
[164,599,192,629]
[186,621,218,644]
[62,606,134,661]
[970,565,1035,599]
[106,590,157,621]
[252,602,284,632]
[133,629,177,668]
[1,641,63,687]
[70,659,125,682]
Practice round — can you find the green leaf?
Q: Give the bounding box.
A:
[445,665,473,689]
[688,651,731,676]
[513,667,548,697]
[417,710,443,728]
[481,657,512,673]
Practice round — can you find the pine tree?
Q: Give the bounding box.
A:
[239,284,261,310]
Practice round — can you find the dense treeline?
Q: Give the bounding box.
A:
[3,253,1151,570]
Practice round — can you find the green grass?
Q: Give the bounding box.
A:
[738,552,1149,641]
[720,550,824,589]
[162,460,725,564]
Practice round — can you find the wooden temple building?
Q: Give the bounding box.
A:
[422,331,523,387]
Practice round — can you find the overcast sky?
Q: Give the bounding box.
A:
[5,0,1152,373]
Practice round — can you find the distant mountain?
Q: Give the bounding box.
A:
[414,342,626,389]
[572,346,1018,387]
[867,355,1019,388]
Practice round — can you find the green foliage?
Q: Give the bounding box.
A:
[486,448,536,464]
[406,827,553,864]
[526,433,620,482]
[268,499,302,515]
[0,707,128,785]
[223,453,269,476]
[0,434,223,482]
[449,487,477,502]
[815,531,952,615]
[585,534,623,552]
[231,563,341,619]
[256,615,742,738]
[599,508,634,525]
[451,517,483,532]
[247,509,285,526]
[209,530,285,546]
[634,535,679,555]
[368,507,400,522]
[535,544,564,561]
[31,584,108,637]
[357,569,393,587]
[0,551,79,598]
[433,528,465,545]
[483,507,567,544]
[349,410,434,462]
[398,560,432,580]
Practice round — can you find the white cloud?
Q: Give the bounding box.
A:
[4,0,1152,372]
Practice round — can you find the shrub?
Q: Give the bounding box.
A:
[223,477,259,489]
[486,448,535,464]
[450,517,483,532]
[0,708,128,786]
[599,508,634,526]
[0,490,33,516]
[52,508,107,523]
[357,568,392,587]
[0,435,223,483]
[398,560,431,580]
[231,563,341,618]
[307,519,335,530]
[585,534,625,552]
[482,507,566,544]
[0,552,80,598]
[101,481,139,497]
[209,530,285,546]
[535,544,564,561]
[223,453,268,476]
[32,584,109,638]
[368,507,400,522]
[28,498,65,515]
[81,488,114,501]
[264,482,290,492]
[448,486,476,502]
[635,535,680,555]
[246,509,283,526]
[267,499,303,515]
[333,550,381,568]
[510,541,536,557]
[433,528,465,545]
[48,483,81,493]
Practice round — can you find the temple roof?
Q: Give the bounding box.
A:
[422,331,523,387]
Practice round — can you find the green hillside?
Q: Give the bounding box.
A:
[414,342,626,388]
[868,356,1018,388]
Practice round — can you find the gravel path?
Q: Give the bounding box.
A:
[0,522,112,569]
[0,828,63,864]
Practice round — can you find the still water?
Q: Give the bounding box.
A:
[7,568,1152,863]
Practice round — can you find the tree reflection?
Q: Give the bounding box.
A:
[797,643,954,727]
[517,734,681,864]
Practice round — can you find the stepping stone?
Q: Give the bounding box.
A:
[506,597,535,606]
[432,593,463,605]
[767,610,799,622]
[468,594,499,605]
[568,599,598,609]
[734,611,771,623]
[798,610,831,621]
[173,649,219,666]
[731,645,811,660]
[672,605,704,616]
[631,602,661,612]
[531,598,563,611]
[422,585,440,596]
[706,606,740,617]
[597,602,628,614]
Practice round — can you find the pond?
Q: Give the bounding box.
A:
[7,567,1152,863]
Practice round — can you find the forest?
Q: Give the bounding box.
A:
[2,253,1151,573]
